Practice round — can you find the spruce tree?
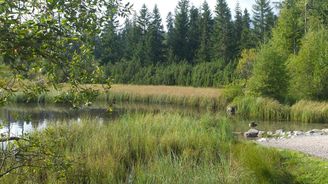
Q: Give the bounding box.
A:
[137,4,151,34]
[233,2,243,58]
[136,4,151,65]
[166,12,177,63]
[196,1,213,63]
[166,12,174,49]
[252,0,275,43]
[188,6,201,63]
[120,17,142,61]
[96,16,122,64]
[240,9,255,50]
[146,5,165,64]
[172,0,190,62]
[213,0,234,63]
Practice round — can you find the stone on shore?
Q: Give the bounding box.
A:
[244,129,259,138]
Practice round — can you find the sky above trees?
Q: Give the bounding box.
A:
[123,0,255,21]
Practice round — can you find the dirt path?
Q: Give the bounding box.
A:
[258,135,328,159]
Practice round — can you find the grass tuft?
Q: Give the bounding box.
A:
[291,100,328,123]
[231,96,290,121]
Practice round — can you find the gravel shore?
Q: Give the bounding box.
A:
[258,135,328,159]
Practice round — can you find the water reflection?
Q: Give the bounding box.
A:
[0,103,328,137]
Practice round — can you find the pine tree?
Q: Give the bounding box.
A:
[213,0,234,63]
[196,1,214,63]
[172,0,190,62]
[187,6,201,63]
[252,0,275,43]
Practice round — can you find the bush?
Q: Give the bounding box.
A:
[288,29,328,101]
[222,82,245,103]
[247,44,289,102]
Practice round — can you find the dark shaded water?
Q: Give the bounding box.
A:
[1,103,328,137]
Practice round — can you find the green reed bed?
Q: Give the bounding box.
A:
[291,100,328,123]
[3,113,327,184]
[106,92,225,110]
[1,113,312,184]
[7,89,328,124]
[230,96,290,121]
[2,113,234,183]
[7,90,224,110]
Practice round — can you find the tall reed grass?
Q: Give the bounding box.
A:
[7,84,225,110]
[2,113,236,183]
[6,84,328,123]
[291,100,328,123]
[231,96,290,121]
[106,92,225,110]
[230,96,328,123]
[2,113,327,183]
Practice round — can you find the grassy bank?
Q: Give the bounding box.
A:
[6,84,328,123]
[8,84,225,110]
[2,113,328,183]
[290,100,328,123]
[230,96,290,121]
[230,96,328,123]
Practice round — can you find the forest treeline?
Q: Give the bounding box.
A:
[96,0,276,87]
[96,0,328,103]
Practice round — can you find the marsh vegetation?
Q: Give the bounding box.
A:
[2,112,328,183]
[1,0,328,183]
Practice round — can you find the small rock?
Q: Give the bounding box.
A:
[275,129,284,136]
[244,129,259,138]
[258,131,265,137]
[267,131,273,136]
[293,131,304,136]
[257,138,268,142]
[306,129,323,136]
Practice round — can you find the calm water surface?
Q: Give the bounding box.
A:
[1,103,327,137]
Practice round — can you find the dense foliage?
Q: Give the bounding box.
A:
[96,0,275,87]
[0,0,130,106]
[96,0,328,103]
[107,60,233,87]
[244,0,328,102]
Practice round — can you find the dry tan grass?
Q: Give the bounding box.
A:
[110,84,222,98]
[23,83,221,99]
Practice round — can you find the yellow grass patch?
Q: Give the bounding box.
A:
[110,84,221,98]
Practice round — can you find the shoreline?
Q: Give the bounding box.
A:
[258,134,328,160]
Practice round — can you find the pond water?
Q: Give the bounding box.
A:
[1,103,328,137]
